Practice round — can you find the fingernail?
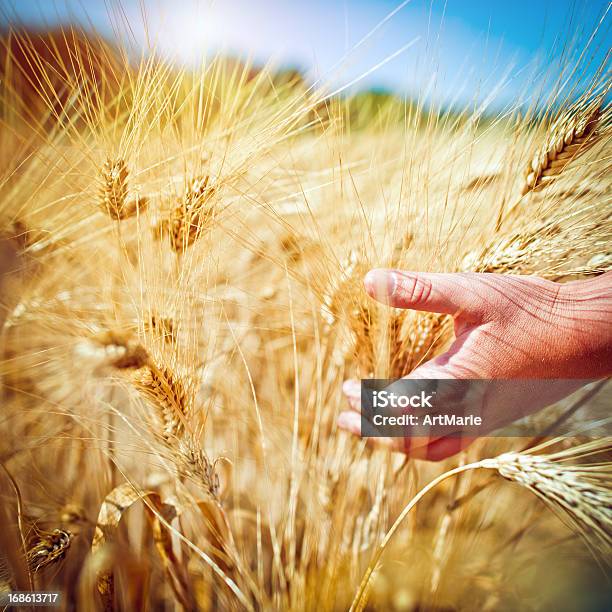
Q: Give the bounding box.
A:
[342,379,360,397]
[364,269,397,302]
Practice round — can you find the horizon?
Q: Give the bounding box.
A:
[1,1,610,111]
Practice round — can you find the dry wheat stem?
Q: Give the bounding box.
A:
[350,462,480,612]
[0,463,34,591]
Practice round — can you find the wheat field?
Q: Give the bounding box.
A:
[0,9,610,612]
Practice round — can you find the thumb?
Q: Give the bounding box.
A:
[364,269,488,318]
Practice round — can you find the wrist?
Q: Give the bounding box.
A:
[557,273,612,378]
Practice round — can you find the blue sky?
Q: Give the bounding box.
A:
[2,1,610,108]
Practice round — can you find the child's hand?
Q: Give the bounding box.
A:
[338,269,612,460]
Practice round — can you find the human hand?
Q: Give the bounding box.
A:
[338,270,612,460]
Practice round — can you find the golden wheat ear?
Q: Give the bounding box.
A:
[521,95,606,196]
[164,175,217,252]
[89,329,151,369]
[133,362,191,442]
[352,437,612,610]
[482,444,612,557]
[26,528,72,573]
[99,157,147,220]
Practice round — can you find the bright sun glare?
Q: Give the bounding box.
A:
[147,1,258,65]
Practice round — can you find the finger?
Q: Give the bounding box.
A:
[336,411,399,450]
[337,410,378,437]
[364,269,488,318]
[342,379,361,412]
[424,436,475,461]
[337,410,361,434]
[342,379,360,397]
[342,376,465,455]
[402,436,440,459]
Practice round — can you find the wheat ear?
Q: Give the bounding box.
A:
[27,529,72,573]
[496,96,606,231]
[133,363,191,442]
[463,209,611,277]
[90,329,151,369]
[164,176,217,252]
[176,439,221,499]
[389,311,452,378]
[351,438,612,611]
[99,158,147,220]
[521,98,603,196]
[482,448,612,554]
[100,338,218,495]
